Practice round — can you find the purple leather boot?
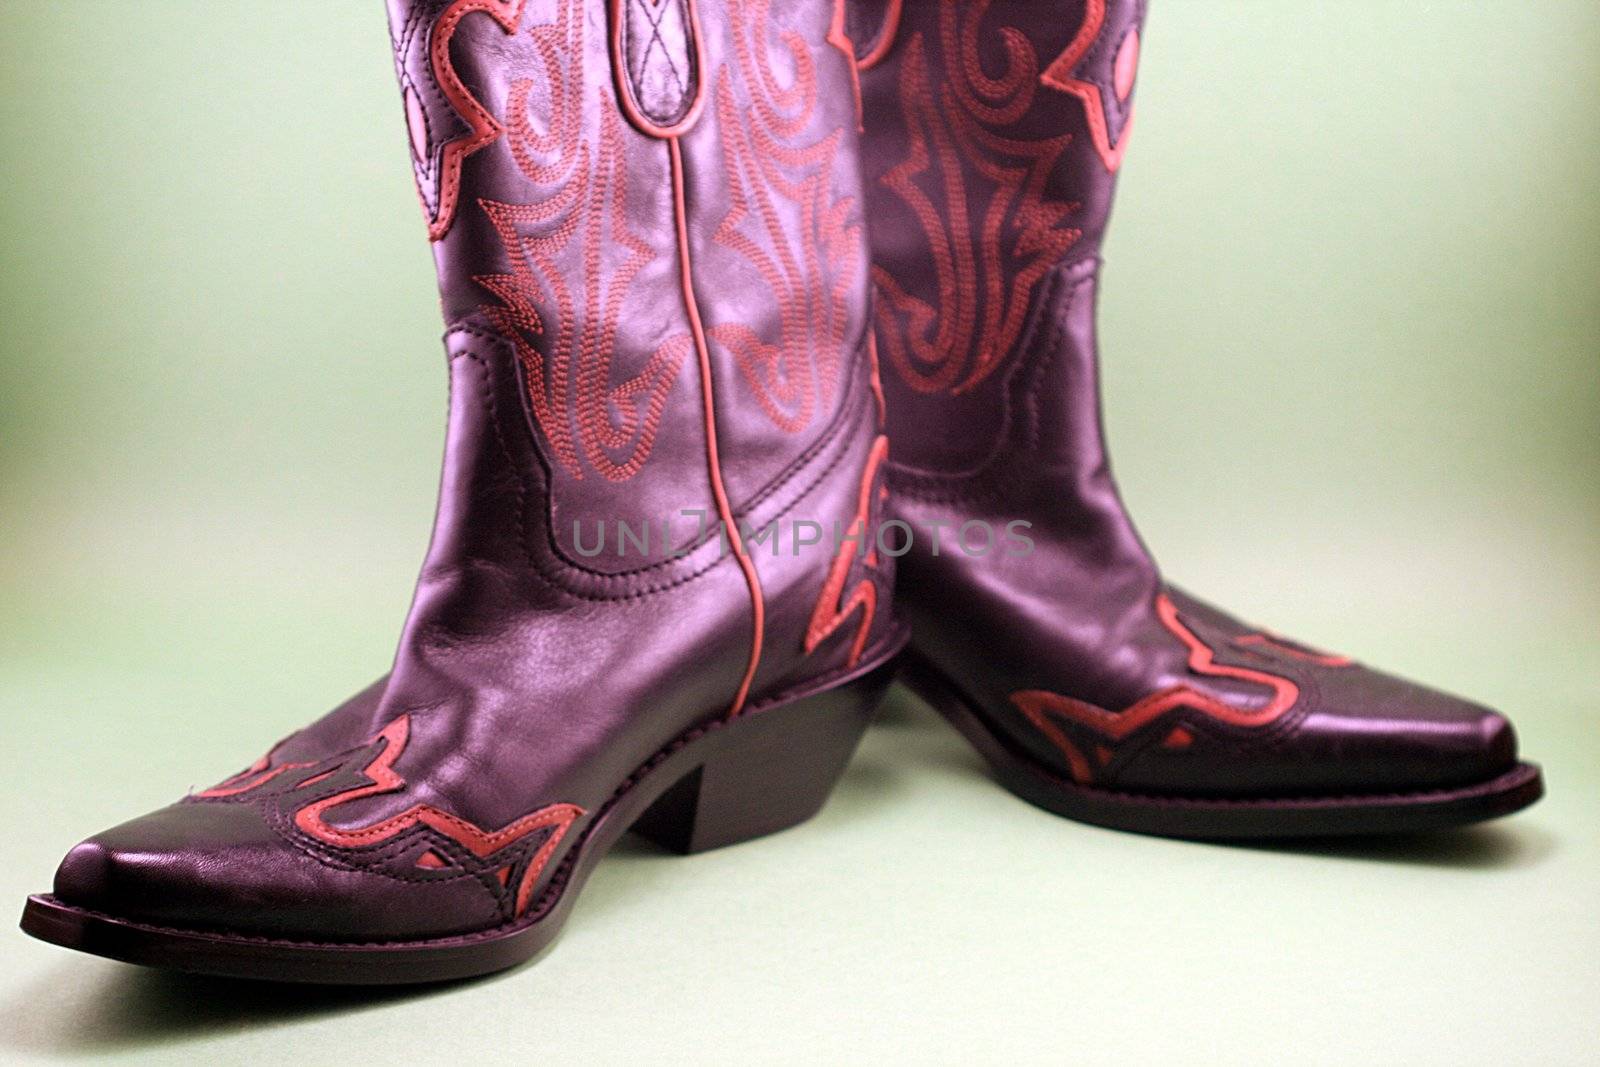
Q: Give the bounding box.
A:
[21,0,905,983]
[848,0,1542,836]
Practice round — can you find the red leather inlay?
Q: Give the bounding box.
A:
[196,753,315,799]
[1040,0,1138,172]
[828,0,865,129]
[1113,27,1139,102]
[404,86,431,164]
[805,435,890,668]
[1010,595,1302,783]
[855,0,903,72]
[201,716,583,917]
[423,0,531,241]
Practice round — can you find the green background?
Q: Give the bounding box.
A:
[2,2,1596,1063]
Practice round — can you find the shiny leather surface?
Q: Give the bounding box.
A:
[49,0,896,942]
[856,0,1522,797]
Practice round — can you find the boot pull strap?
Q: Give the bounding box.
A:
[609,0,707,138]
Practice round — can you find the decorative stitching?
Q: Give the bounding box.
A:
[1234,632,1354,668]
[1009,594,1307,784]
[197,714,583,918]
[870,4,1083,397]
[706,0,866,437]
[476,104,693,483]
[610,0,707,137]
[442,331,874,602]
[37,716,1529,953]
[94,628,904,950]
[625,0,690,118]
[804,435,890,667]
[421,0,531,241]
[885,256,1093,504]
[1039,0,1143,172]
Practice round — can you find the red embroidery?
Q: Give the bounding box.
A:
[805,435,890,668]
[474,0,692,482]
[870,2,1082,396]
[1010,595,1302,783]
[707,0,866,435]
[1039,0,1139,172]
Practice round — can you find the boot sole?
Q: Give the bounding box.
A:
[901,654,1544,839]
[18,626,908,985]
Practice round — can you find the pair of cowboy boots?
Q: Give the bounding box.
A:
[21,0,1541,984]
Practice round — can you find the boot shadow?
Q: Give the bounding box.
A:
[1216,822,1557,870]
[0,964,467,1059]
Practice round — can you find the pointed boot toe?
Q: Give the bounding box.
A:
[1105,669,1527,802]
[1286,687,1521,793]
[855,0,1541,837]
[24,0,907,983]
[45,799,509,945]
[52,840,113,912]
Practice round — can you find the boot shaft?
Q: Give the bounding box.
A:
[371,0,897,735]
[386,0,877,564]
[852,0,1159,699]
[854,0,1147,475]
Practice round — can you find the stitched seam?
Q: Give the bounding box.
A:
[394,7,445,188]
[247,802,510,918]
[452,344,707,602]
[447,327,870,597]
[47,629,906,950]
[888,257,1094,505]
[624,0,693,126]
[39,753,1531,948]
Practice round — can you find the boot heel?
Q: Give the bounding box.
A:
[631,656,898,855]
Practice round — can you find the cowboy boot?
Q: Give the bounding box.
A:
[848,0,1541,836]
[21,0,903,983]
